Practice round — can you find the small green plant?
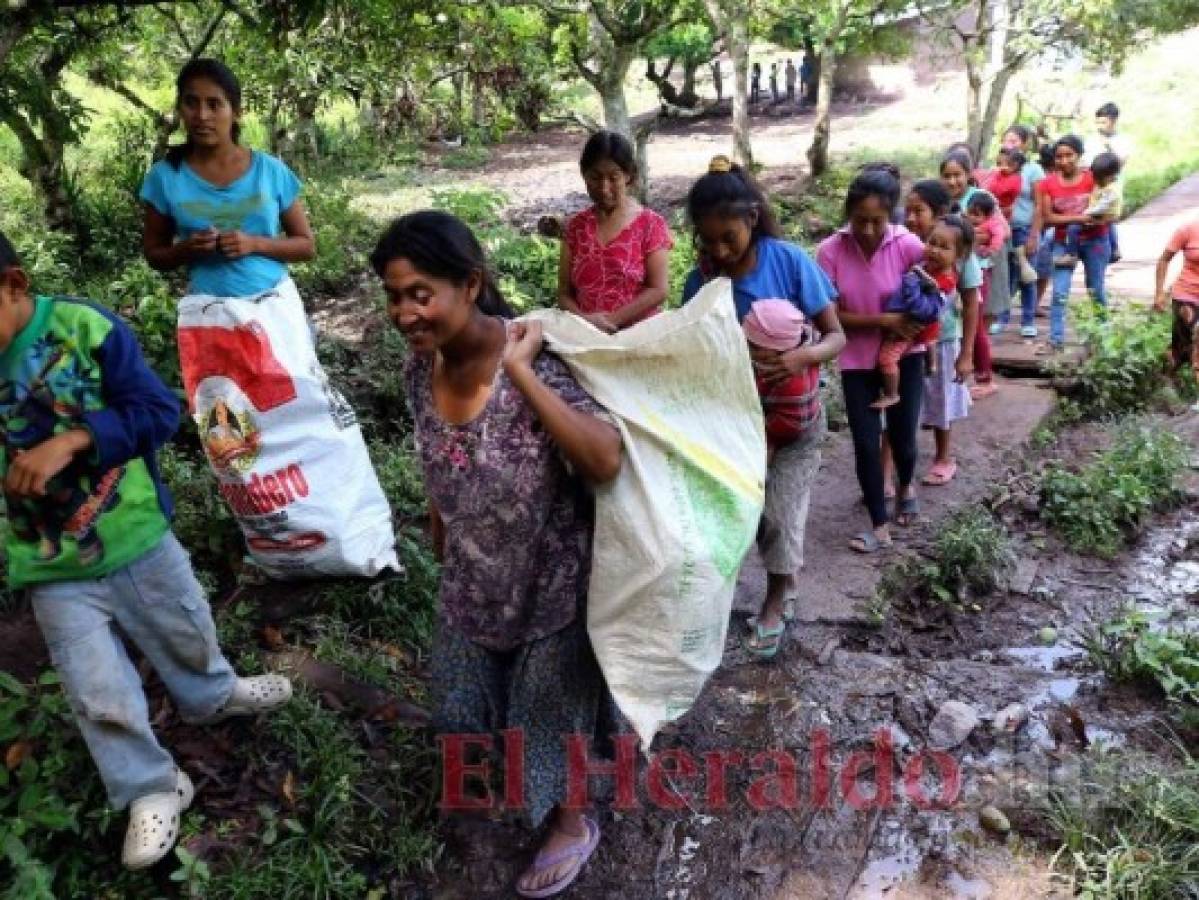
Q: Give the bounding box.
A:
[1052,304,1174,419]
[1041,423,1186,557]
[170,846,212,897]
[1082,610,1199,709]
[0,670,137,899]
[1049,746,1199,898]
[430,185,507,227]
[159,444,243,577]
[923,507,1013,605]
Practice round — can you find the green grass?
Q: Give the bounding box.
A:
[1049,744,1199,897]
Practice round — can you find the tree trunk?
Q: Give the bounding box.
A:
[598,45,636,136]
[702,0,752,165]
[679,58,701,107]
[646,57,680,106]
[806,52,837,176]
[633,117,658,203]
[471,70,486,128]
[294,93,320,161]
[974,65,1013,162]
[0,103,77,237]
[728,13,752,165]
[964,56,984,158]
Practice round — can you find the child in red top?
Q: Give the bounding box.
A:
[742,299,818,462]
[981,147,1025,220]
[873,217,972,409]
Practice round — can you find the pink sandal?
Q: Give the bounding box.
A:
[922,460,957,486]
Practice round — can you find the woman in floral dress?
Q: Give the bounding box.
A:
[372,210,622,898]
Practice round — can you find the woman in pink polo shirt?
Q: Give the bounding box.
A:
[817,168,927,553]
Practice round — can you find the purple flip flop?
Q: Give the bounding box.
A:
[515,815,601,899]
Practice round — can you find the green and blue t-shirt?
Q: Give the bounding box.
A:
[0,297,180,587]
[139,150,302,297]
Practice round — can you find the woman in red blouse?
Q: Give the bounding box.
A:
[556,130,673,333]
[1037,134,1108,352]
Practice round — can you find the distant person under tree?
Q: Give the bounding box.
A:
[785,59,797,103]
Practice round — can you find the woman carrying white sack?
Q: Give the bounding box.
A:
[141,58,397,578]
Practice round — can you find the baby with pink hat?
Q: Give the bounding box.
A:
[743,299,818,462]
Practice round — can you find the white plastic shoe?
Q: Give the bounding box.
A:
[208,674,293,722]
[122,768,194,870]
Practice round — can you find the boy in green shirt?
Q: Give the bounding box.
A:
[0,231,292,870]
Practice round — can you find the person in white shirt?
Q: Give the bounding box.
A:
[1082,102,1133,262]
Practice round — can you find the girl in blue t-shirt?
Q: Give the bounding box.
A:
[140,59,315,298]
[681,155,845,660]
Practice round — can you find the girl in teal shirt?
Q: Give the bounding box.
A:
[141,59,315,296]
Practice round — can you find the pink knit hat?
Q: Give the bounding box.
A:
[743,299,808,351]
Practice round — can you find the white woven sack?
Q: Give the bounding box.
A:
[528,278,765,747]
[177,278,399,578]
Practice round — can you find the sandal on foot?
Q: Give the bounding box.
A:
[122,769,194,870]
[205,674,293,723]
[516,816,601,898]
[894,496,920,526]
[922,460,957,486]
[849,531,892,554]
[970,382,999,400]
[744,620,786,659]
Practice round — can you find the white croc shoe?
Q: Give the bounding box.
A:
[122,768,194,870]
[209,674,293,722]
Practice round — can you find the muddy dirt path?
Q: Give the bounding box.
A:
[430,410,1199,899]
[412,70,964,230]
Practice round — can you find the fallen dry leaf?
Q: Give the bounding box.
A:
[261,625,286,650]
[281,770,297,807]
[5,741,33,770]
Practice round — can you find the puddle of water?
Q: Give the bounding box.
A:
[850,828,921,898]
[1026,676,1082,707]
[1085,724,1126,748]
[1003,645,1085,672]
[944,870,994,898]
[1127,514,1199,616]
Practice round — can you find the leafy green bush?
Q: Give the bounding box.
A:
[292,180,377,296]
[430,185,507,229]
[488,230,559,312]
[925,507,1013,604]
[1055,304,1173,420]
[1083,610,1199,709]
[866,508,1012,621]
[1040,423,1186,557]
[9,230,75,299]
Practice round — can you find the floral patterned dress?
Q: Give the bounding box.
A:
[566,206,674,322]
[404,344,615,826]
